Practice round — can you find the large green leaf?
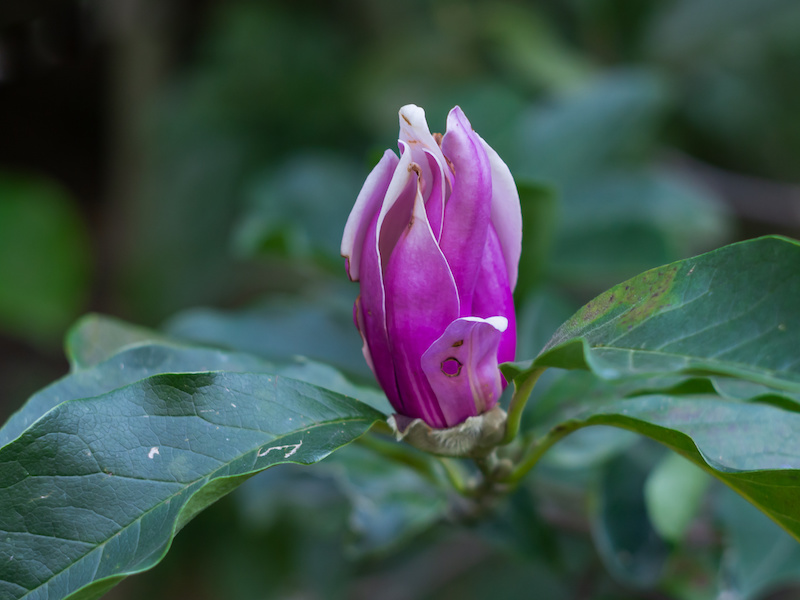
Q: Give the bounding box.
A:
[0,342,274,448]
[2,315,281,448]
[508,236,800,399]
[528,394,800,542]
[0,371,384,600]
[1,339,390,450]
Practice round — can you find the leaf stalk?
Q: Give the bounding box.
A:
[501,367,545,445]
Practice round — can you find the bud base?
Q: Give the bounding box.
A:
[388,406,507,458]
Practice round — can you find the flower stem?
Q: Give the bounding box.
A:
[437,457,472,495]
[502,421,582,486]
[356,430,440,484]
[501,367,546,445]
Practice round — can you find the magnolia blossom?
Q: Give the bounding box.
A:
[341,104,521,429]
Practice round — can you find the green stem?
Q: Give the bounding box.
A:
[356,431,440,484]
[438,457,472,496]
[502,421,582,486]
[501,367,546,445]
[370,419,394,436]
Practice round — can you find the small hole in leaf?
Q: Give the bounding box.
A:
[441,357,462,377]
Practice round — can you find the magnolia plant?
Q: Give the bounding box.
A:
[2,105,800,600]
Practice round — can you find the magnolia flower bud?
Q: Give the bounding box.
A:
[342,105,521,430]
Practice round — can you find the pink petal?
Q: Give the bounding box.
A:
[357,212,402,410]
[376,141,418,272]
[477,134,522,291]
[341,150,398,281]
[471,224,517,366]
[439,106,492,312]
[384,178,460,429]
[421,316,508,427]
[358,141,420,416]
[423,149,446,242]
[353,296,373,372]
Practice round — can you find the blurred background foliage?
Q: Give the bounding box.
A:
[1,0,800,598]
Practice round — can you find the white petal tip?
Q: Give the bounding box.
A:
[399,104,424,124]
[461,316,509,332]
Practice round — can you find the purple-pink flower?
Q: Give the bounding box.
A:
[342,105,521,429]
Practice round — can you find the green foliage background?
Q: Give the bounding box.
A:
[1,0,800,598]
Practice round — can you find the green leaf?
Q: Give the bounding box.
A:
[535,394,800,542]
[511,364,693,441]
[512,236,800,399]
[68,313,389,413]
[0,342,276,449]
[0,371,384,600]
[709,376,800,409]
[65,314,171,370]
[2,339,390,451]
[276,359,391,415]
[65,314,385,410]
